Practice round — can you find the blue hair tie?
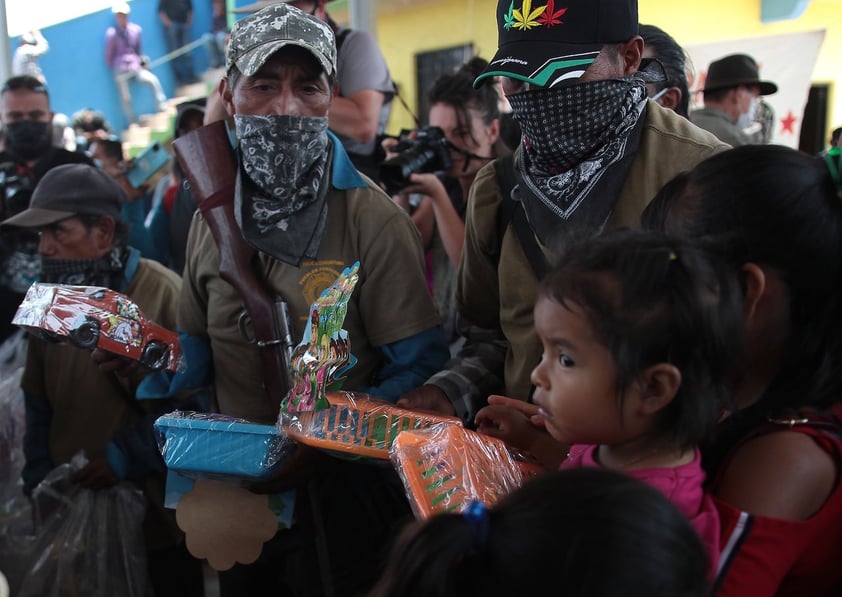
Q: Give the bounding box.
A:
[463,500,490,548]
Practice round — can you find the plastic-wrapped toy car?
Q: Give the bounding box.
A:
[12,283,181,372]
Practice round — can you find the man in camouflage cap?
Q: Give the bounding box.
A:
[233,0,396,182]
[173,3,448,595]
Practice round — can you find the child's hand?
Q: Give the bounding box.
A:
[477,396,569,470]
[475,402,540,453]
[487,394,546,429]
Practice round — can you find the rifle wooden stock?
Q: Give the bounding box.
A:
[173,121,290,413]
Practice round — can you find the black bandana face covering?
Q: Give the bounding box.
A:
[505,78,648,247]
[40,247,126,287]
[507,78,646,174]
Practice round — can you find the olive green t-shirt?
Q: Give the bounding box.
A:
[179,182,441,424]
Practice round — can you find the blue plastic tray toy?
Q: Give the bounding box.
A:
[155,411,295,480]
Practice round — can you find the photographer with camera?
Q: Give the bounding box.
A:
[381,57,504,345]
[0,75,93,344]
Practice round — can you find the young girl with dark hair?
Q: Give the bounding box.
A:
[642,144,842,595]
[476,229,744,572]
[368,468,710,597]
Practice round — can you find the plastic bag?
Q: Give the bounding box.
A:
[0,332,26,500]
[0,331,26,497]
[16,453,153,597]
[390,423,532,519]
[0,330,34,593]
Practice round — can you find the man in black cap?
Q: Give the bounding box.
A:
[691,53,778,147]
[398,0,729,427]
[2,163,205,597]
[0,76,93,344]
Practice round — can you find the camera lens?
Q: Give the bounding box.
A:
[378,127,452,196]
[380,146,439,195]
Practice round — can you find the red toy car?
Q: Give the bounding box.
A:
[12,283,181,372]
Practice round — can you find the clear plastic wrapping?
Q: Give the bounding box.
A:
[282,391,463,459]
[284,263,359,414]
[13,283,183,373]
[390,423,532,519]
[153,265,362,482]
[0,331,32,594]
[154,411,295,480]
[17,453,151,597]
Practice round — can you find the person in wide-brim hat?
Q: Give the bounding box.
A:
[702,53,777,95]
[690,53,777,147]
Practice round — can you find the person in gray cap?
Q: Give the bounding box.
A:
[159,3,447,595]
[397,0,728,434]
[234,0,395,182]
[2,163,206,597]
[691,53,778,147]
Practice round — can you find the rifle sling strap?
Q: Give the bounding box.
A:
[494,153,548,280]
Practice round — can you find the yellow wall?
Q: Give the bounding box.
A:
[377,0,499,132]
[639,0,841,137]
[373,0,842,141]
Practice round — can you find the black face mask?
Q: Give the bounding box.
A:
[4,120,52,161]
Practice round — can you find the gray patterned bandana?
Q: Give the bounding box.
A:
[507,78,648,247]
[234,114,332,265]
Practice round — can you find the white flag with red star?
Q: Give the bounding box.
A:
[684,30,825,148]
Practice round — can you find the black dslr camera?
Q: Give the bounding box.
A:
[379,126,452,196]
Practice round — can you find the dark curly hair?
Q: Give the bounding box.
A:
[427,57,501,150]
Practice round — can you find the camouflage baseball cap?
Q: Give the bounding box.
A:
[227,3,336,77]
